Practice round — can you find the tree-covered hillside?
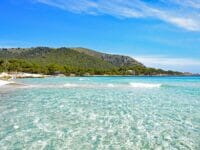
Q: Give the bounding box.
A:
[0,47,183,76]
[73,47,144,67]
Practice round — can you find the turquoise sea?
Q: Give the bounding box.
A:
[0,76,200,149]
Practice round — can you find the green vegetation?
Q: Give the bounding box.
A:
[0,47,183,76]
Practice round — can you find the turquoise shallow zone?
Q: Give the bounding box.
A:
[0,77,200,149]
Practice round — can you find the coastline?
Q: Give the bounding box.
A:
[0,72,198,88]
[0,72,48,87]
[0,80,13,87]
[0,72,199,80]
[0,72,48,79]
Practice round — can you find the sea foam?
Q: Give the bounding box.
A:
[129,83,161,88]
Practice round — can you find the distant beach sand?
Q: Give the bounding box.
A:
[0,79,12,87]
[0,72,47,88]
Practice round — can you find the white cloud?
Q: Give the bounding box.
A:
[0,46,13,48]
[35,0,200,31]
[134,55,200,72]
[134,55,200,66]
[171,0,200,9]
[36,0,98,13]
[154,11,200,31]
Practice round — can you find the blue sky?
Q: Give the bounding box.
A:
[1,0,200,73]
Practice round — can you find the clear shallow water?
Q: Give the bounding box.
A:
[0,76,200,149]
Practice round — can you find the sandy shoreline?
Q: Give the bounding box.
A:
[0,72,48,87]
[0,72,48,79]
[0,72,198,81]
[0,80,13,87]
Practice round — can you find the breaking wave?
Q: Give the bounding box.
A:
[7,82,163,89]
[31,82,162,89]
[129,83,162,88]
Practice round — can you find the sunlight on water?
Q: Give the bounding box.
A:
[0,77,200,149]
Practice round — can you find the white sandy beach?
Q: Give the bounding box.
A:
[0,80,12,87]
[0,72,47,79]
[0,72,48,87]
